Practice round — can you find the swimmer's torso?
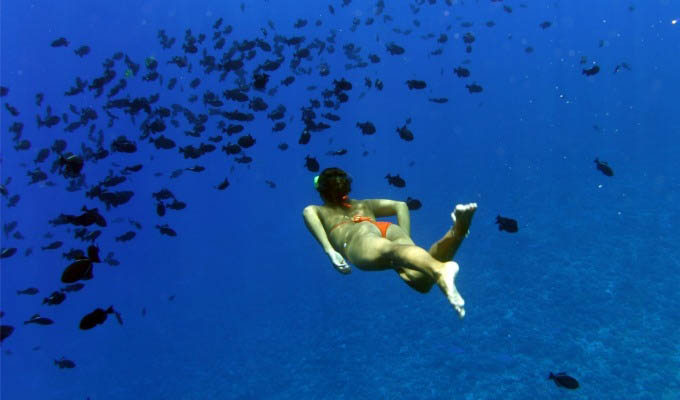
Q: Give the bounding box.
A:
[316,199,378,252]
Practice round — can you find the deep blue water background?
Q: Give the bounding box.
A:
[1,0,679,399]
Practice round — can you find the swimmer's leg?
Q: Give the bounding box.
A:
[347,234,465,317]
[429,203,477,261]
[398,203,478,294]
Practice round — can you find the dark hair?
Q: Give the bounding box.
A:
[316,167,352,205]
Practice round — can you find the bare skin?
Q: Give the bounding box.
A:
[303,199,477,318]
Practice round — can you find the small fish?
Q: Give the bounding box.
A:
[41,241,63,250]
[594,158,614,177]
[356,121,376,135]
[3,221,18,236]
[156,202,166,217]
[304,156,320,172]
[24,314,54,325]
[43,291,66,306]
[74,45,90,57]
[61,259,94,283]
[582,65,600,76]
[386,174,406,188]
[406,197,422,210]
[61,283,85,292]
[79,306,118,330]
[496,215,518,233]
[166,200,186,210]
[115,231,136,242]
[1,325,14,342]
[396,125,414,141]
[1,248,17,259]
[465,83,483,93]
[185,165,205,172]
[55,357,76,368]
[17,287,39,295]
[152,189,174,201]
[51,37,69,47]
[156,224,177,237]
[549,372,579,389]
[406,80,427,90]
[216,177,230,190]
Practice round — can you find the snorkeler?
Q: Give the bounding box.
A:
[302,167,476,318]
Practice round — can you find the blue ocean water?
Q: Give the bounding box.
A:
[1,0,679,399]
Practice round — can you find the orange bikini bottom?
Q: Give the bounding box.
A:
[329,216,392,238]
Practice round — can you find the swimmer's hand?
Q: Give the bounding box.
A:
[327,250,351,275]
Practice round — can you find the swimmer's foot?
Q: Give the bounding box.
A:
[437,261,465,318]
[451,203,477,238]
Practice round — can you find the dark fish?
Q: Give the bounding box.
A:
[594,158,614,177]
[237,135,256,148]
[496,215,518,233]
[51,37,69,47]
[79,306,117,330]
[386,42,405,55]
[87,244,102,262]
[61,283,85,293]
[327,149,347,156]
[61,259,94,283]
[3,221,18,236]
[322,112,340,121]
[24,314,54,325]
[156,202,166,217]
[356,121,376,135]
[1,325,14,342]
[165,198,186,211]
[185,165,205,172]
[216,177,230,190]
[386,174,406,188]
[428,97,448,104]
[41,241,63,250]
[465,83,483,93]
[62,249,85,260]
[121,164,143,174]
[0,86,8,97]
[298,130,311,144]
[1,248,17,259]
[305,156,320,172]
[539,21,552,29]
[74,45,90,57]
[5,103,20,116]
[406,80,427,90]
[43,291,66,306]
[115,231,136,242]
[396,124,414,141]
[549,372,579,389]
[35,148,50,163]
[152,189,174,201]
[406,197,422,210]
[582,65,600,76]
[111,136,137,153]
[17,287,39,295]
[156,224,177,237]
[235,155,253,164]
[151,135,175,150]
[55,357,76,368]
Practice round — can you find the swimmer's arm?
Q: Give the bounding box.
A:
[302,205,335,253]
[368,199,410,236]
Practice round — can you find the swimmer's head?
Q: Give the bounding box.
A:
[315,167,352,205]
